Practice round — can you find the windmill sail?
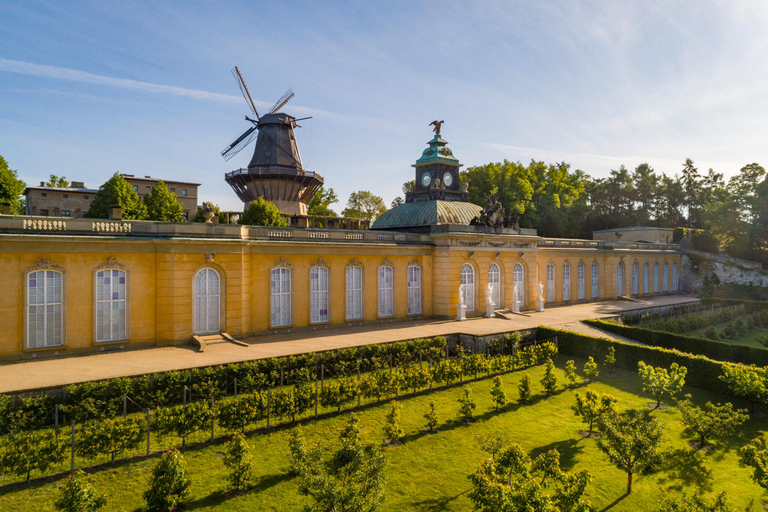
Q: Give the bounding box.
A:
[232,66,259,119]
[221,126,258,161]
[269,88,294,114]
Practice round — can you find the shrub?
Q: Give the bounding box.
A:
[583,357,599,381]
[719,364,768,413]
[564,360,578,387]
[518,373,532,403]
[224,433,253,491]
[0,429,66,481]
[604,347,616,372]
[540,359,558,394]
[637,361,687,409]
[154,401,213,448]
[143,449,191,512]
[423,401,438,432]
[490,376,507,410]
[77,417,146,461]
[458,386,476,423]
[383,401,405,443]
[54,470,106,512]
[572,390,618,437]
[287,425,307,476]
[216,392,267,433]
[677,394,747,448]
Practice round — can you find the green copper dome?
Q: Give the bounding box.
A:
[414,135,461,167]
[371,200,483,230]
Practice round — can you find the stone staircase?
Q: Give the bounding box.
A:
[191,332,248,352]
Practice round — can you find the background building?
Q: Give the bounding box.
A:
[24,181,97,218]
[121,175,200,220]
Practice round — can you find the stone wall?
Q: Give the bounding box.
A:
[679,254,768,292]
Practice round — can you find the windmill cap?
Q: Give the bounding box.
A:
[258,112,296,125]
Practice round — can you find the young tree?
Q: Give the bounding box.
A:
[307,187,338,217]
[239,197,287,226]
[0,155,26,214]
[76,417,147,461]
[458,386,476,423]
[638,361,687,409]
[541,358,558,394]
[287,424,308,476]
[677,394,747,449]
[490,376,507,410]
[384,400,405,444]
[154,401,214,448]
[518,373,532,403]
[719,364,768,414]
[583,357,599,381]
[299,415,387,512]
[654,491,735,512]
[597,409,665,494]
[143,449,191,512]
[216,392,267,433]
[604,347,616,374]
[341,190,387,222]
[564,360,579,387]
[54,470,106,512]
[423,401,438,432]
[469,443,593,512]
[0,429,66,481]
[85,172,148,220]
[143,181,184,221]
[224,433,253,492]
[572,390,618,437]
[47,174,70,187]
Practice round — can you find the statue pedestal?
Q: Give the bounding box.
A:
[536,298,545,312]
[456,304,467,321]
[485,302,496,318]
[512,300,520,314]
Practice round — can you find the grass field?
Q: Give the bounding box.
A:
[687,324,768,349]
[1,356,767,512]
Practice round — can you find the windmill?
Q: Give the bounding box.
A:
[222,66,323,215]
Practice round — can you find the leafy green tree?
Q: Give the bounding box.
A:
[216,392,267,433]
[719,364,768,414]
[597,409,665,494]
[287,424,308,476]
[154,401,213,448]
[458,385,476,423]
[299,415,387,512]
[85,172,148,220]
[541,358,558,394]
[383,400,405,444]
[583,357,599,381]
[681,158,702,228]
[0,155,26,214]
[390,197,404,208]
[143,181,184,221]
[54,470,106,512]
[564,360,578,387]
[478,433,507,460]
[741,437,768,489]
[224,433,253,491]
[423,401,438,432]
[603,347,616,373]
[637,361,687,409]
[572,389,618,437]
[77,417,147,461]
[490,376,507,410]
[341,190,387,222]
[654,491,736,512]
[307,187,338,217]
[46,175,70,187]
[143,449,191,512]
[677,394,747,449]
[518,373,532,403]
[469,443,593,512]
[0,429,66,481]
[239,197,287,226]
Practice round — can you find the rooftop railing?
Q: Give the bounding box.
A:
[538,237,679,251]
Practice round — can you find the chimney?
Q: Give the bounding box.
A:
[108,205,122,220]
[40,181,45,187]
[71,181,84,188]
[145,175,151,178]
[1,203,11,215]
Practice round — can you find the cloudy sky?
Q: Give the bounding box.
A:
[1,1,767,211]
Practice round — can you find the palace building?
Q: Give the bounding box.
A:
[0,127,680,361]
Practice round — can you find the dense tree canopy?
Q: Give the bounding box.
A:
[46,175,69,187]
[239,197,287,227]
[342,190,387,221]
[307,187,338,217]
[143,181,184,222]
[85,173,148,220]
[0,155,26,214]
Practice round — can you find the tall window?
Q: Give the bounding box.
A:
[562,264,571,301]
[672,262,678,290]
[461,263,475,311]
[270,267,292,327]
[378,266,394,317]
[632,263,639,295]
[488,263,501,306]
[591,262,599,298]
[653,263,659,292]
[407,265,422,315]
[310,267,329,324]
[617,263,624,296]
[546,264,555,302]
[96,269,126,342]
[194,268,220,334]
[643,263,649,294]
[663,262,669,291]
[27,270,64,348]
[345,266,363,320]
[577,263,585,300]
[513,263,524,303]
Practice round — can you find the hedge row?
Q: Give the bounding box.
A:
[536,326,729,394]
[582,319,768,368]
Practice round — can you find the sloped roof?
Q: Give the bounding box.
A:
[371,200,483,230]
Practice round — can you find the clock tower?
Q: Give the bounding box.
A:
[405,124,469,203]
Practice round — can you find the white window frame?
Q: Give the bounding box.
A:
[632,263,639,295]
[310,266,329,324]
[653,263,659,293]
[194,268,221,334]
[407,265,422,315]
[577,263,585,300]
[378,265,394,318]
[270,267,292,328]
[461,263,475,311]
[562,264,571,301]
[672,262,678,290]
[643,263,649,294]
[345,266,364,320]
[513,263,525,303]
[488,263,501,307]
[617,263,625,296]
[591,262,598,298]
[546,264,555,302]
[663,262,669,291]
[25,269,65,349]
[94,268,128,342]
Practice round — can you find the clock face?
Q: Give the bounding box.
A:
[421,173,431,187]
[442,172,453,187]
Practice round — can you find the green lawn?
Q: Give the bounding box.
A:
[1,357,767,511]
[687,324,768,349]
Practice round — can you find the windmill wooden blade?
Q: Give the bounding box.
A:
[221,126,258,161]
[231,66,259,119]
[269,88,294,114]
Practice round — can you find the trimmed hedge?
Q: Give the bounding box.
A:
[583,319,768,368]
[536,326,729,395]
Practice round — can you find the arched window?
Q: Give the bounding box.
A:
[672,262,678,290]
[632,263,639,295]
[310,267,329,324]
[345,266,363,320]
[461,263,475,311]
[195,268,220,334]
[270,267,292,327]
[378,266,394,317]
[96,269,127,342]
[562,264,571,301]
[617,263,625,296]
[407,265,422,315]
[653,263,659,292]
[663,262,669,291]
[643,262,649,294]
[546,264,555,302]
[513,263,525,303]
[27,270,64,348]
[577,263,585,300]
[591,262,598,298]
[488,263,501,306]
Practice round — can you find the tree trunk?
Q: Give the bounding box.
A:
[700,433,705,449]
[627,471,633,494]
[655,398,661,409]
[588,419,593,437]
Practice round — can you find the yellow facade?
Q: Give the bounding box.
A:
[0,216,679,360]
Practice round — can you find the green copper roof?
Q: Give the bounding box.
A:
[371,200,483,230]
[414,135,461,167]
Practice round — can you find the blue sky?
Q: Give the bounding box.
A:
[1,1,768,211]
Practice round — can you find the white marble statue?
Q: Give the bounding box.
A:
[458,284,465,306]
[486,282,494,304]
[513,282,520,302]
[537,281,544,301]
